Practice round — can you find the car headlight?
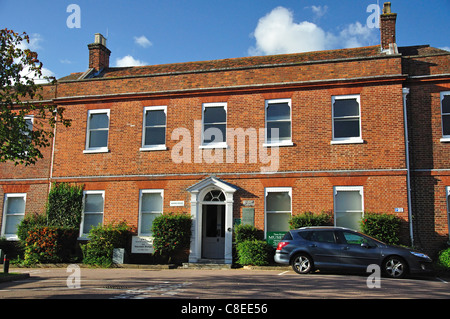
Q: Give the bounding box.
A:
[410,251,431,260]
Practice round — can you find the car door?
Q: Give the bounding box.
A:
[337,230,382,269]
[308,230,342,267]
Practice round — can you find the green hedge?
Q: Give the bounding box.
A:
[152,213,192,261]
[236,240,273,266]
[360,213,401,245]
[81,222,132,267]
[234,224,272,266]
[438,248,450,269]
[289,211,333,229]
[234,224,263,242]
[23,226,78,265]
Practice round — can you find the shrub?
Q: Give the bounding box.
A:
[289,211,333,229]
[360,213,401,245]
[236,240,273,266]
[234,224,263,243]
[46,183,83,229]
[81,221,132,267]
[23,226,78,265]
[438,248,450,269]
[17,213,47,243]
[152,213,192,261]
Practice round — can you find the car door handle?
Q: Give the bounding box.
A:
[310,244,317,248]
[343,247,350,250]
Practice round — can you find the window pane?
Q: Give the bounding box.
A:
[141,192,163,212]
[442,95,450,114]
[267,122,291,141]
[267,102,290,121]
[85,194,104,213]
[83,213,103,234]
[266,192,291,212]
[342,231,372,245]
[311,230,336,243]
[336,212,362,230]
[140,212,160,235]
[333,99,359,117]
[203,190,225,202]
[204,107,226,124]
[203,124,226,143]
[89,113,109,129]
[4,215,23,234]
[145,127,166,145]
[334,119,360,138]
[146,110,166,126]
[267,212,291,232]
[443,115,450,136]
[6,197,25,214]
[89,130,108,148]
[335,190,362,211]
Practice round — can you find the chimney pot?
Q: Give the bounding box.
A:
[383,2,392,14]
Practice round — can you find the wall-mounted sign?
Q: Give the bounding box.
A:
[170,201,185,207]
[242,207,255,226]
[131,236,154,254]
[267,232,285,248]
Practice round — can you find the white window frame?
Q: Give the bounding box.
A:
[264,99,293,147]
[84,109,110,153]
[140,106,168,151]
[331,95,364,145]
[440,92,450,143]
[1,193,26,240]
[23,115,34,136]
[200,102,228,149]
[138,189,164,237]
[264,187,292,238]
[80,190,105,238]
[333,186,364,230]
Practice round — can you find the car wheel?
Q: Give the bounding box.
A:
[383,256,407,279]
[291,254,313,274]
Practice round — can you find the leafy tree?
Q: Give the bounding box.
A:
[0,28,70,166]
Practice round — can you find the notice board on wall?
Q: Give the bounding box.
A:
[242,207,255,226]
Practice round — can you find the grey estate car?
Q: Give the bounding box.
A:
[274,227,433,278]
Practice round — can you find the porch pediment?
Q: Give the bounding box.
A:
[187,176,238,194]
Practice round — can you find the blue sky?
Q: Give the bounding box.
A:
[1,0,449,80]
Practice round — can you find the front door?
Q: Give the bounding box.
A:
[202,204,225,259]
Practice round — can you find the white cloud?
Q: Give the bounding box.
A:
[115,55,147,67]
[249,6,377,56]
[440,46,450,52]
[308,5,328,19]
[134,35,152,48]
[338,21,376,48]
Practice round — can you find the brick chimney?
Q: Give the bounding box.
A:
[380,2,397,52]
[88,33,111,71]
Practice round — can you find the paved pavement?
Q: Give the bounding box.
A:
[0,266,448,300]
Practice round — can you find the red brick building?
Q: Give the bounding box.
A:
[1,3,449,262]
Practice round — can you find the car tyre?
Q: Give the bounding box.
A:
[291,253,313,274]
[383,256,407,279]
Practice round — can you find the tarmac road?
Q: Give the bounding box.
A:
[0,266,448,300]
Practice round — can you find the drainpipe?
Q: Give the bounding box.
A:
[402,87,414,247]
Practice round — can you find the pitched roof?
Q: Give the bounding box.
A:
[58,45,383,82]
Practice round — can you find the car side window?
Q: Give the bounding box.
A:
[282,232,293,240]
[342,231,375,246]
[310,230,336,244]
